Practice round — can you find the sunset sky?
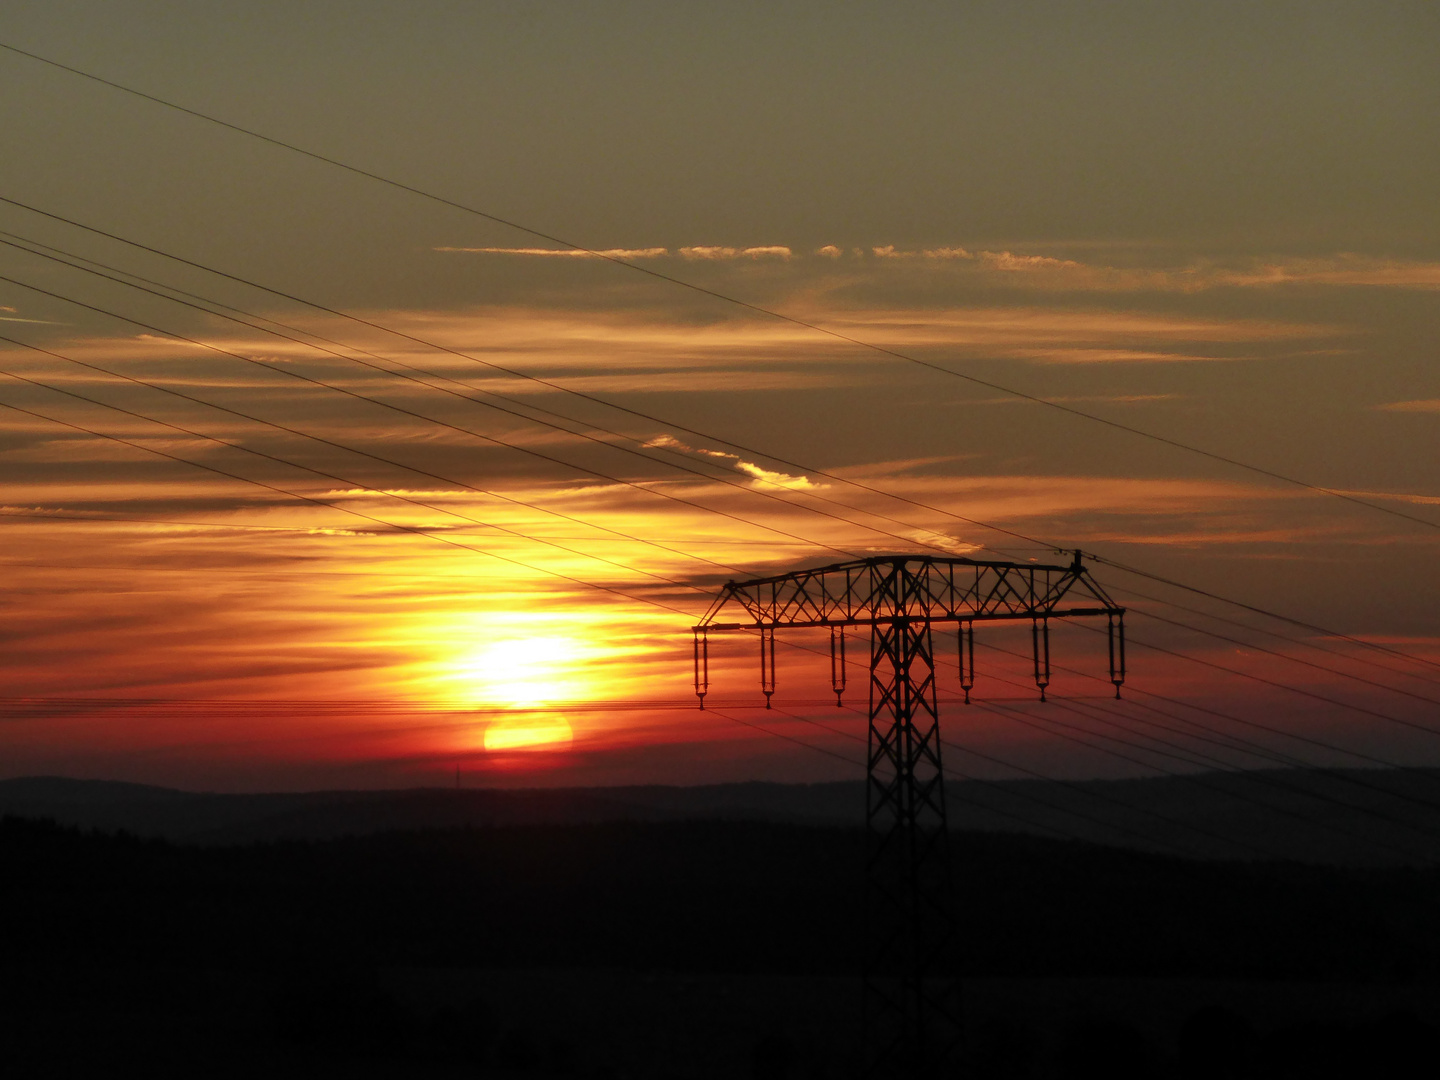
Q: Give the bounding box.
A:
[2,1,1438,790]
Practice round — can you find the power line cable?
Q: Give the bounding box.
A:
[8,62,1440,707]
[966,668,1440,856]
[10,375,1421,860]
[0,267,864,563]
[975,633,1440,818]
[1,43,1432,533]
[0,361,931,707]
[10,193,1438,688]
[1117,626,1440,743]
[1106,581,1440,693]
[0,353,720,592]
[9,303,1414,853]
[0,394,695,617]
[1126,604,1440,711]
[3,44,1434,842]
[1085,551,1440,676]
[0,228,977,562]
[0,220,1008,561]
[1034,691,1440,857]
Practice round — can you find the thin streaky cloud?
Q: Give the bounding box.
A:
[431,243,1440,291]
[641,433,818,490]
[971,393,1182,405]
[1376,400,1440,414]
[434,245,796,261]
[1004,347,1229,364]
[1329,488,1440,507]
[433,246,670,259]
[679,246,793,260]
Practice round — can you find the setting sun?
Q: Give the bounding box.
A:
[456,635,591,708]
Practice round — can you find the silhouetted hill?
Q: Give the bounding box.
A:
[5,814,1440,980]
[4,816,1439,1077]
[7,768,1440,864]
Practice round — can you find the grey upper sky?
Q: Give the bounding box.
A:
[6,1,1438,269]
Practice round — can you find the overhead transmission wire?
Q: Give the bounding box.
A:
[1083,550,1440,677]
[0,380,1345,865]
[785,609,1440,826]
[0,508,851,548]
[764,629,1439,860]
[4,197,1437,691]
[0,235,1049,590]
[767,638,1303,859]
[4,371,1428,861]
[0,332,999,782]
[11,230,1440,789]
[0,289,1017,751]
[0,316,761,590]
[10,326,1435,845]
[5,213,1434,720]
[1031,692,1440,856]
[807,646,1438,860]
[6,47,1440,716]
[1118,624,1440,743]
[5,44,1439,840]
[0,220,1007,562]
[0,266,871,565]
[0,266,1046,709]
[964,672,1440,858]
[0,229,985,564]
[5,220,1438,709]
[1106,582,1440,693]
[0,307,1422,860]
[0,296,1027,721]
[14,298,1432,744]
[6,268,1438,841]
[0,395,698,617]
[754,617,1440,856]
[1128,605,1440,712]
[0,354,723,594]
[2,42,1434,538]
[973,634,1440,819]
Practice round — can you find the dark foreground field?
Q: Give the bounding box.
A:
[4,815,1438,1078]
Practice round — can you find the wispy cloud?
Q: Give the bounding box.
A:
[679,246,793,260]
[643,434,820,490]
[435,245,797,261]
[872,245,1081,271]
[1004,348,1226,364]
[434,246,669,259]
[1377,399,1440,414]
[434,242,1440,293]
[1329,488,1440,507]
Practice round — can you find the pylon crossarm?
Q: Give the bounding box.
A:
[693,554,1122,632]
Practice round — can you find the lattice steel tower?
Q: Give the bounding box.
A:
[694,552,1125,1075]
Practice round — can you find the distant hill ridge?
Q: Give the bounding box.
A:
[6,769,1440,866]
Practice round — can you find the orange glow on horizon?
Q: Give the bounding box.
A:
[482,717,574,752]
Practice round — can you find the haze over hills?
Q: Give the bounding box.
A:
[6,769,1440,866]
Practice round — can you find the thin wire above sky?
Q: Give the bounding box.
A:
[1,40,1433,534]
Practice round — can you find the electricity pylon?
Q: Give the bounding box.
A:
[694,552,1125,1075]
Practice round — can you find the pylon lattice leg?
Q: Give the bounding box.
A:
[863,617,960,1075]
